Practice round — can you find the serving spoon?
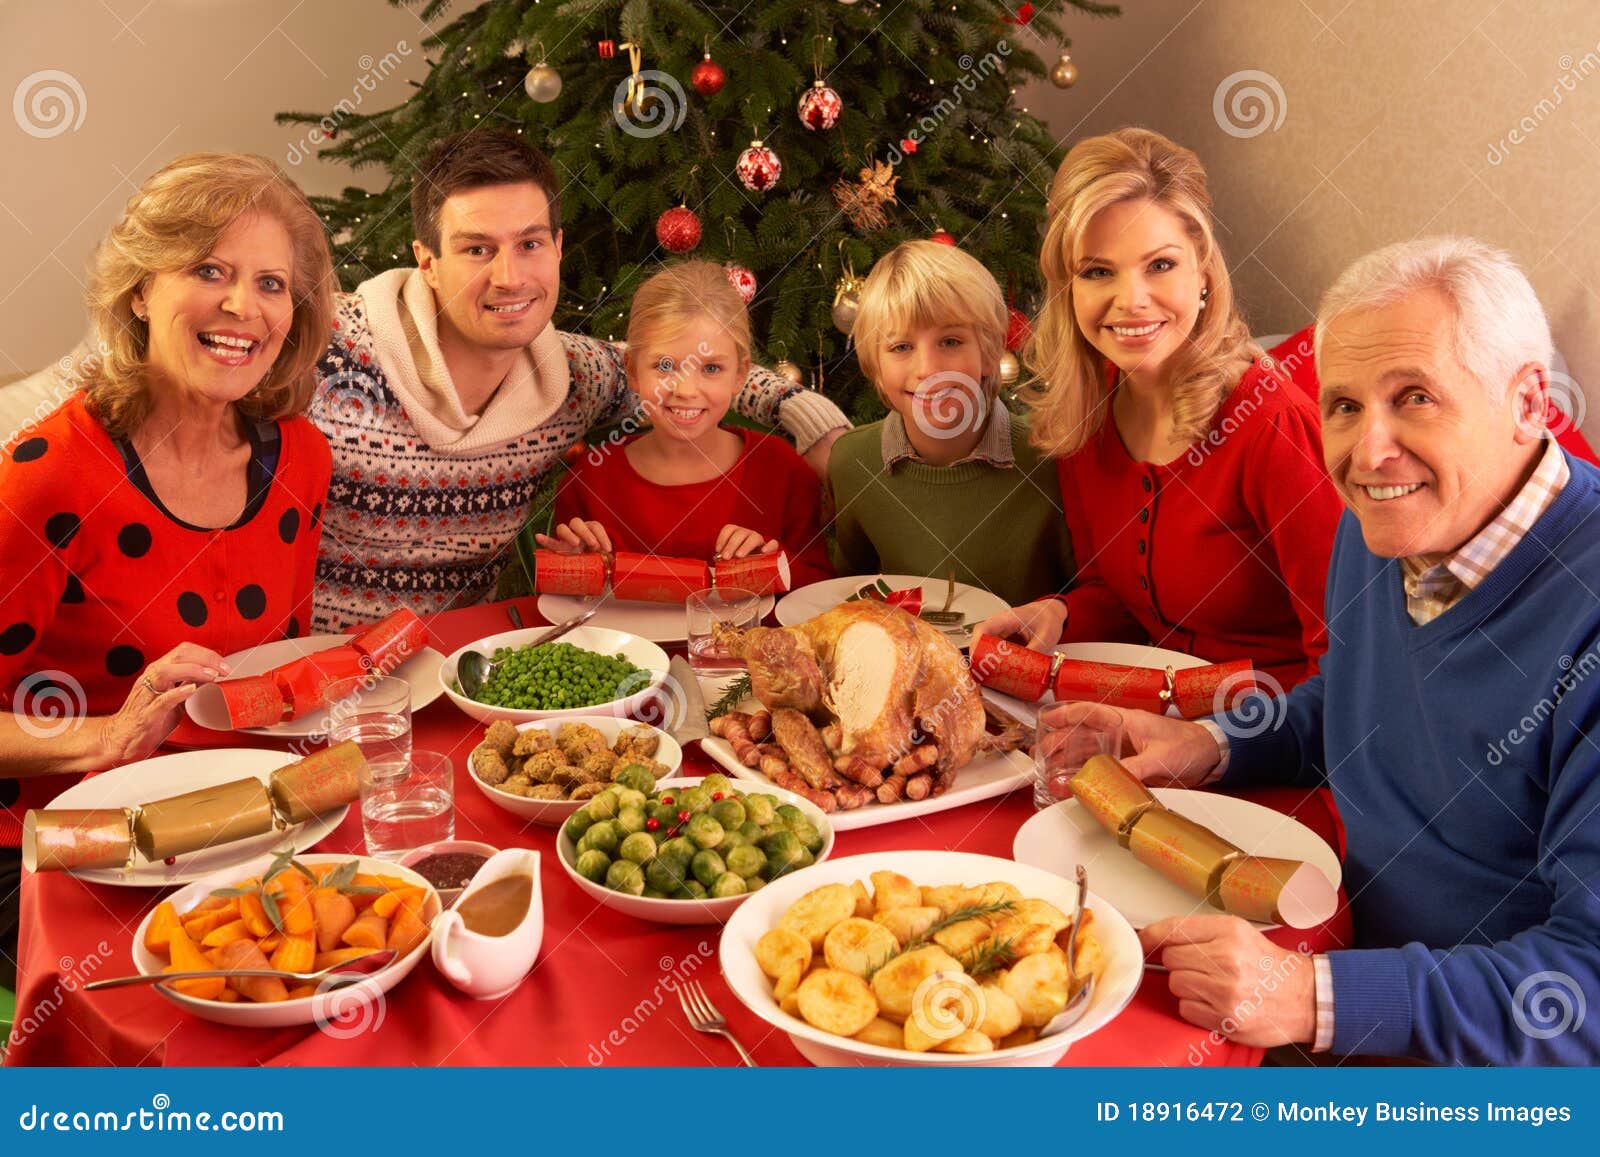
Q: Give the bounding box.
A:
[456,607,597,699]
[1040,865,1097,1038]
[85,948,397,993]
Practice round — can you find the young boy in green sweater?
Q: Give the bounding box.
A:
[828,241,1076,605]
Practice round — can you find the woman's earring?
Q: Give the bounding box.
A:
[1199,286,1210,311]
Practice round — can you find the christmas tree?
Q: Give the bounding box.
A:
[279,0,1117,422]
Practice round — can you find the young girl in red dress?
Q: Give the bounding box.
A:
[537,261,831,585]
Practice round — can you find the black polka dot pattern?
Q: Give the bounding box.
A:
[0,622,36,655]
[177,591,208,628]
[118,522,153,558]
[45,512,80,549]
[11,437,46,463]
[278,508,300,544]
[285,615,301,639]
[0,778,18,809]
[235,584,267,620]
[105,645,144,677]
[60,573,84,604]
[311,502,323,528]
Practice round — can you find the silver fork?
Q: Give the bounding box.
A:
[677,979,759,1067]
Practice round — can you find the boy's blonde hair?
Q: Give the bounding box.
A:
[86,152,335,439]
[854,240,1009,400]
[625,260,752,368]
[1022,127,1258,457]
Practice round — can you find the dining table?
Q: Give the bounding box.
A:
[4,596,1352,1067]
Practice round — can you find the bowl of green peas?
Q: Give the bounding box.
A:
[556,774,835,925]
[440,625,672,725]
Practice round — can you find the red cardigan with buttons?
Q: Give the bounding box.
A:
[1053,358,1343,691]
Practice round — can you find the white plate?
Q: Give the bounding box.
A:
[467,716,683,826]
[439,625,671,725]
[702,730,1031,831]
[1013,787,1343,930]
[44,750,347,886]
[774,574,1009,631]
[538,592,776,644]
[129,852,439,1028]
[185,634,447,737]
[555,777,835,925]
[980,642,1207,728]
[720,850,1142,1066]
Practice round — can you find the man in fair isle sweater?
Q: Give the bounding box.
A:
[308,131,846,630]
[1046,237,1600,1065]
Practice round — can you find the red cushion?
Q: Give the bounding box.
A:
[1266,324,1598,466]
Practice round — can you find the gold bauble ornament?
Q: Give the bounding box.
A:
[774,359,804,384]
[832,286,861,335]
[524,62,563,103]
[1050,53,1079,89]
[998,351,1021,386]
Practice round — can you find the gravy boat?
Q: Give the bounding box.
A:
[431,848,543,1000]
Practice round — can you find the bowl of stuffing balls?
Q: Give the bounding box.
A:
[465,716,683,826]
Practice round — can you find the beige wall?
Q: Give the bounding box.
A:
[5,1,1599,430]
[1019,0,1600,431]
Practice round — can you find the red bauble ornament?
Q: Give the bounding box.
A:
[597,39,616,59]
[1005,307,1032,353]
[724,264,757,304]
[900,137,917,154]
[655,205,702,253]
[736,139,781,192]
[691,53,725,97]
[797,80,843,131]
[929,228,957,246]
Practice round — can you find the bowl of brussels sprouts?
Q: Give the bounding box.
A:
[556,774,835,925]
[440,626,671,725]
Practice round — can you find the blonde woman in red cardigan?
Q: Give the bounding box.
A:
[975,128,1342,691]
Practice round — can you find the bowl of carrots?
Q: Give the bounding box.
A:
[129,848,442,1028]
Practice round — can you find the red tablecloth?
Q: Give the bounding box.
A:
[5,598,1352,1067]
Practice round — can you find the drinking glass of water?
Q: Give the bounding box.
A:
[686,587,761,676]
[360,749,455,859]
[325,675,412,776]
[1033,706,1123,810]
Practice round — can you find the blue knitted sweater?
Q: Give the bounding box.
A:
[1218,453,1600,1064]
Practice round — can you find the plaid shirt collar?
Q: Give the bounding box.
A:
[881,401,1015,472]
[1401,437,1569,622]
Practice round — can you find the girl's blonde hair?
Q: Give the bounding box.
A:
[1022,127,1258,457]
[626,260,752,367]
[854,240,1009,399]
[85,152,334,439]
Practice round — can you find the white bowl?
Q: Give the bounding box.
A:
[439,625,671,725]
[556,777,835,925]
[129,852,441,1029]
[398,840,501,907]
[719,850,1143,1067]
[468,717,683,826]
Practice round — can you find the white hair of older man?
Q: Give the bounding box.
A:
[1314,236,1552,404]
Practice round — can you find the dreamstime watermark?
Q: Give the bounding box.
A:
[1484,642,1600,766]
[3,341,113,455]
[909,969,987,1043]
[1516,369,1588,441]
[1211,669,1287,741]
[905,372,989,443]
[1185,940,1310,1065]
[13,670,88,740]
[315,369,393,431]
[585,940,714,1064]
[13,69,86,138]
[7,941,113,1051]
[882,43,1011,166]
[313,976,388,1040]
[1186,369,1283,466]
[1511,970,1586,1040]
[612,69,686,139]
[1212,70,1287,139]
[617,667,688,733]
[1486,45,1600,165]
[285,42,413,165]
[284,638,418,761]
[584,340,717,467]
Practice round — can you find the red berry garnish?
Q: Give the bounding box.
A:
[711,792,725,801]
[660,795,674,806]
[646,817,660,831]
[677,809,692,823]
[164,856,176,866]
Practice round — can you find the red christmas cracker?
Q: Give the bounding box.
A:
[713,552,791,597]
[611,552,710,603]
[214,674,289,729]
[272,647,369,719]
[532,549,608,596]
[1052,658,1256,719]
[968,634,1054,701]
[350,607,431,674]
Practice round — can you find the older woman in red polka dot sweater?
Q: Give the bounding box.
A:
[0,153,334,976]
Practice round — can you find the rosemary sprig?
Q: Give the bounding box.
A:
[706,672,753,722]
[866,900,1017,979]
[962,935,1019,979]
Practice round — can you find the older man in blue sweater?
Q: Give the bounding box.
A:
[1046,236,1600,1064]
